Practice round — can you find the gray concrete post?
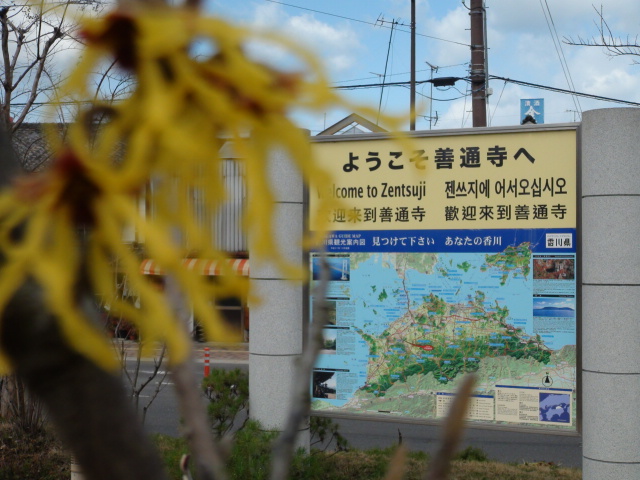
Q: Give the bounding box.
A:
[581,108,640,478]
[248,145,310,448]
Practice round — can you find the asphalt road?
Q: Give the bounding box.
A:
[126,357,582,469]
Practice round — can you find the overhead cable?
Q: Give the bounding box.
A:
[539,0,582,115]
[263,0,470,47]
[334,75,640,107]
[489,75,640,107]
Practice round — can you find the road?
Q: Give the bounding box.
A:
[126,356,582,469]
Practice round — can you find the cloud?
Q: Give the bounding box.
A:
[434,96,473,130]
[209,0,640,130]
[287,14,361,72]
[424,5,469,66]
[488,0,640,44]
[244,3,361,75]
[568,47,640,105]
[479,0,640,124]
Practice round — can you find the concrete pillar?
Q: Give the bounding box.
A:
[581,108,640,478]
[248,144,309,448]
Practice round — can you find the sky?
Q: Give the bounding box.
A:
[204,0,640,134]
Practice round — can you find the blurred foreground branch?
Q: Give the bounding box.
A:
[0,279,169,480]
[269,251,330,480]
[425,374,476,480]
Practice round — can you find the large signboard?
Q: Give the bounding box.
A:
[309,126,577,431]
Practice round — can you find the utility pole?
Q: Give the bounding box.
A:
[469,0,487,127]
[410,0,416,131]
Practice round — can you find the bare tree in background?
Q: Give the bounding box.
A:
[0,0,141,442]
[1,0,133,171]
[564,5,640,63]
[1,1,99,130]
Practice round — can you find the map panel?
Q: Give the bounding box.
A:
[311,237,577,430]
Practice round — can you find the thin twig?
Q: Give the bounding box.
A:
[165,268,228,480]
[424,374,476,480]
[172,358,228,480]
[383,445,407,480]
[141,345,168,425]
[269,250,330,480]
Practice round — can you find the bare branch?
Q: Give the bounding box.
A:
[270,251,330,480]
[134,344,166,396]
[0,278,170,480]
[11,26,63,130]
[172,358,229,480]
[165,270,228,480]
[141,346,169,425]
[563,5,640,64]
[1,1,111,137]
[9,29,25,74]
[1,7,14,126]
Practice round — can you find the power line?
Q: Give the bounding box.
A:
[539,0,582,116]
[399,84,471,102]
[332,63,468,85]
[490,80,508,125]
[333,70,427,85]
[335,75,640,107]
[13,75,639,114]
[263,0,470,47]
[489,75,640,107]
[334,79,432,90]
[374,18,397,124]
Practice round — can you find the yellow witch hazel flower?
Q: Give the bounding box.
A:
[0,3,388,373]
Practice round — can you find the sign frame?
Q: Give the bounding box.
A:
[307,123,581,435]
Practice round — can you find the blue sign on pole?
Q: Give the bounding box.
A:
[520,98,544,124]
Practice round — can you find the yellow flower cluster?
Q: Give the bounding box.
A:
[0,5,408,372]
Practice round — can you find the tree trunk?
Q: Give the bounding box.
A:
[1,279,170,480]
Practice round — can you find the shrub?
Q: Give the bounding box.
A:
[310,416,349,452]
[0,422,69,480]
[454,445,490,462]
[227,420,277,480]
[202,368,249,438]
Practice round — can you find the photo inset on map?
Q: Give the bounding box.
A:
[324,300,338,325]
[312,254,351,281]
[533,297,575,317]
[321,329,337,354]
[312,370,337,399]
[533,257,575,280]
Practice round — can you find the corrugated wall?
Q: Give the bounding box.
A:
[209,159,247,253]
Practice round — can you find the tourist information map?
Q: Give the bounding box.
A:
[309,127,577,430]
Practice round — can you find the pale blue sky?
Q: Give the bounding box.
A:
[205,0,640,133]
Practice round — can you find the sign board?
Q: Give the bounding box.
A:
[520,98,545,124]
[309,126,577,431]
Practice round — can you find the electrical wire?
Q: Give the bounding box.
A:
[333,69,429,85]
[540,0,582,116]
[12,75,639,119]
[489,75,640,107]
[461,80,471,128]
[263,0,470,47]
[332,63,469,85]
[334,75,640,107]
[546,0,582,116]
[489,80,508,125]
[399,84,471,102]
[376,18,397,123]
[334,79,432,90]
